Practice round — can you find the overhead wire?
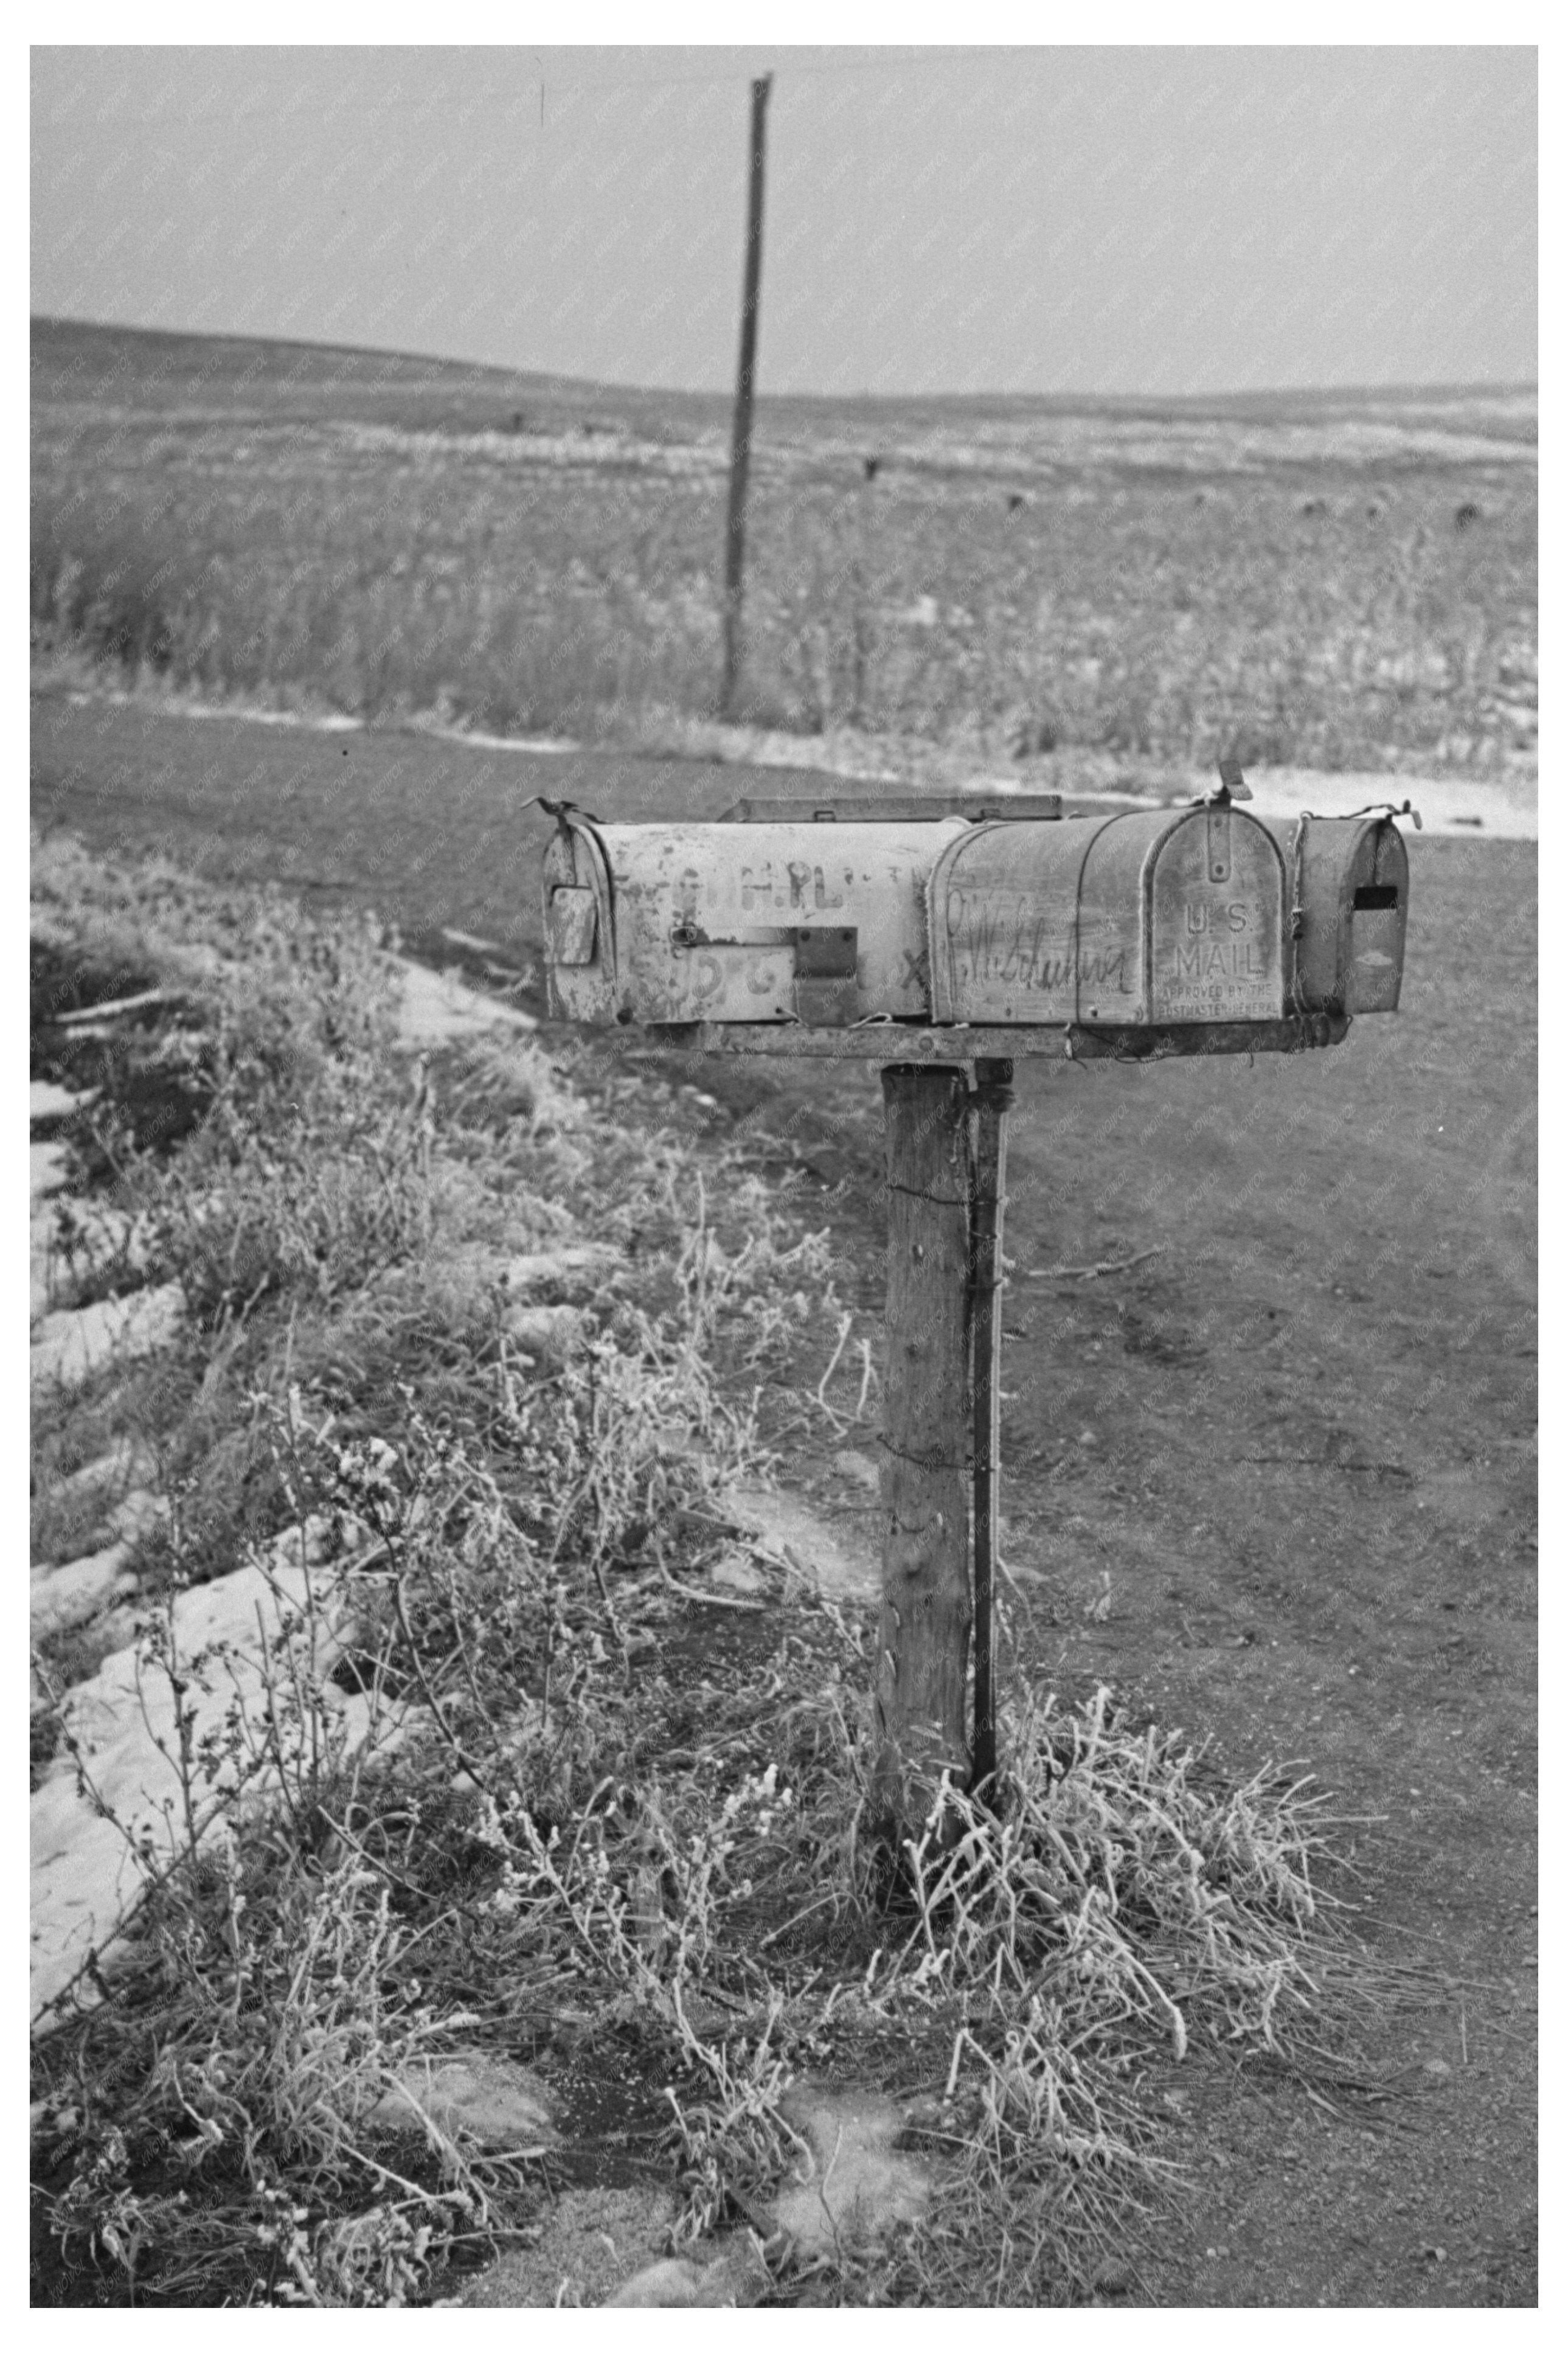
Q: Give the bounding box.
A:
[203,48,1024,116]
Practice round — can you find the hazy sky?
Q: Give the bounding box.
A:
[31,44,1536,397]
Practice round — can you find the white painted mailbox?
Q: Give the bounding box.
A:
[541,785,1407,1051]
[538,772,1414,1843]
[543,812,970,1031]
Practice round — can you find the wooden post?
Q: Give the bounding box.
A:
[720,72,771,720]
[872,1065,974,1847]
[968,1058,1014,1798]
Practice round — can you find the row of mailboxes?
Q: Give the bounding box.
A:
[542,792,1408,1040]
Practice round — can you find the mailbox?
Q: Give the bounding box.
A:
[1266,810,1409,1017]
[541,789,1407,1046]
[543,813,974,1029]
[929,801,1288,1026]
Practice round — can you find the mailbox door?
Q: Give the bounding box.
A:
[1130,804,1288,1024]
[542,818,616,1024]
[586,819,966,1025]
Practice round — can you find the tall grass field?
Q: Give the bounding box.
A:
[31,319,1535,776]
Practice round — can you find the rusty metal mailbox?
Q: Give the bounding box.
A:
[541,788,1408,1052]
[930,801,1288,1026]
[1268,810,1410,1017]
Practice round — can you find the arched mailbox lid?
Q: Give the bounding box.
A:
[928,804,1289,1026]
[542,815,617,1027]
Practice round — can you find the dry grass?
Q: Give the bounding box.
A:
[31,320,1536,776]
[32,832,1426,2307]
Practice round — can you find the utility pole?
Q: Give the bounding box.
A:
[721,72,771,720]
